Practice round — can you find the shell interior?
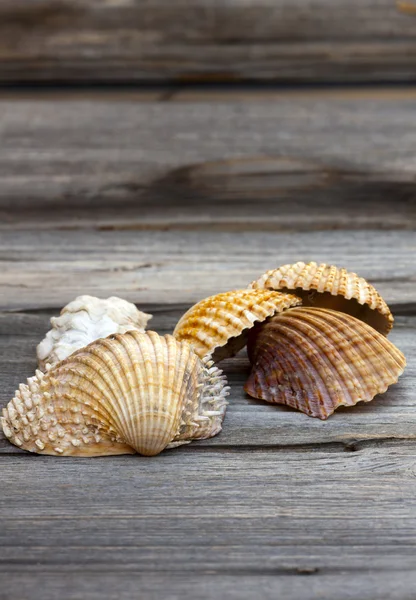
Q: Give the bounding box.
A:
[249,261,393,335]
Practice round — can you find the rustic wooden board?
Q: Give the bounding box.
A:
[3,572,416,600]
[0,229,415,309]
[2,445,416,600]
[0,90,415,600]
[1,94,416,229]
[0,0,416,83]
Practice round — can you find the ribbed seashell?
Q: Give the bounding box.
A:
[37,295,152,369]
[173,289,302,361]
[245,307,405,420]
[2,331,229,456]
[249,261,393,335]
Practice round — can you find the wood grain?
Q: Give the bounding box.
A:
[0,0,416,83]
[0,96,415,231]
[3,572,416,600]
[0,229,415,310]
[1,446,416,600]
[1,89,415,599]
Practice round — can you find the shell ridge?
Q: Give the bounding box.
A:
[151,331,180,454]
[329,310,405,372]
[310,309,392,393]
[174,289,301,360]
[279,310,368,403]
[1,371,131,455]
[156,333,169,444]
[167,335,189,437]
[174,340,199,437]
[248,346,319,414]
[113,332,145,444]
[286,308,380,399]
[249,324,346,417]
[129,331,151,450]
[318,308,404,390]
[245,307,404,419]
[51,357,126,434]
[50,377,117,431]
[131,331,184,455]
[153,333,182,450]
[77,340,134,438]
[268,318,357,413]
[133,331,155,452]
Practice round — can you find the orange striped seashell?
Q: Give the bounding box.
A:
[173,289,301,361]
[1,331,229,457]
[245,307,405,420]
[249,261,393,335]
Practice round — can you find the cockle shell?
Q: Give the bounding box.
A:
[249,261,393,335]
[37,295,152,369]
[173,289,302,361]
[245,307,405,420]
[2,331,229,456]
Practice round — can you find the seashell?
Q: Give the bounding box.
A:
[37,295,152,369]
[245,307,406,419]
[249,261,393,335]
[173,289,302,361]
[2,331,229,456]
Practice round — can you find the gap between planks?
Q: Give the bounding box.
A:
[1,85,416,103]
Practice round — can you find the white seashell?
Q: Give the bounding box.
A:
[37,295,152,369]
[3,331,229,457]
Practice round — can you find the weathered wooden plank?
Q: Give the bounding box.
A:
[0,311,413,453]
[0,91,414,600]
[2,172,415,231]
[2,446,416,524]
[3,572,416,600]
[1,447,416,600]
[0,229,414,309]
[3,541,416,570]
[0,96,415,231]
[0,1,416,83]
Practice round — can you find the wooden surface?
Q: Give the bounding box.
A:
[1,90,416,599]
[1,0,416,84]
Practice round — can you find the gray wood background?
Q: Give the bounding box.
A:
[1,2,416,599]
[1,90,416,599]
[1,0,416,83]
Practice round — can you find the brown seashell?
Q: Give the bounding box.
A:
[249,261,393,335]
[173,289,302,361]
[1,331,229,457]
[245,307,405,420]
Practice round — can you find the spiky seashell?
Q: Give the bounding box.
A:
[2,331,229,456]
[249,261,393,335]
[173,289,302,361]
[37,295,152,369]
[245,307,405,420]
